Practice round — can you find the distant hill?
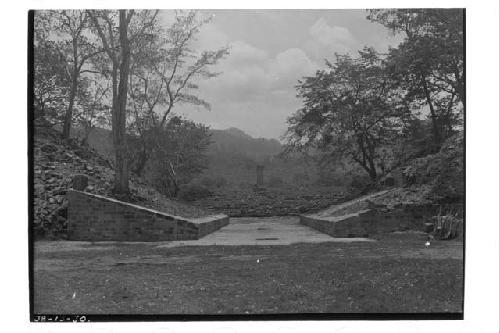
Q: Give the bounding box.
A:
[75,126,283,162]
[207,128,282,161]
[73,125,317,187]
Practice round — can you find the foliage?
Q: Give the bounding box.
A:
[431,213,463,240]
[284,9,464,186]
[127,11,229,176]
[34,11,70,123]
[139,116,212,197]
[74,78,111,145]
[285,48,410,181]
[368,9,464,146]
[34,9,227,194]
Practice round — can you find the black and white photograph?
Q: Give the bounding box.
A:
[7,0,495,329]
[29,8,466,318]
[28,8,468,319]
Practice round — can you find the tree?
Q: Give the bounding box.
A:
[368,9,464,147]
[33,11,70,124]
[74,77,110,145]
[88,10,158,194]
[50,10,104,140]
[285,48,409,181]
[142,116,212,196]
[127,10,229,176]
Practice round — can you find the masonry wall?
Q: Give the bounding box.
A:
[67,190,229,241]
[300,203,463,238]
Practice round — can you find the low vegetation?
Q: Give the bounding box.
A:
[34,232,463,314]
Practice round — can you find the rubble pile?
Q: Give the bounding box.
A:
[34,127,210,239]
[193,188,346,217]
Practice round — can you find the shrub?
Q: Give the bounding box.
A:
[431,213,463,240]
[177,182,212,201]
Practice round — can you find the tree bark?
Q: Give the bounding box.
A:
[62,79,77,139]
[420,73,442,147]
[113,10,132,194]
[354,135,378,181]
[62,39,79,140]
[368,158,377,181]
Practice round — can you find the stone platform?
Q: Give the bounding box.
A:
[67,190,229,241]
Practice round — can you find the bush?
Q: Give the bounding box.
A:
[177,183,212,201]
[431,214,463,240]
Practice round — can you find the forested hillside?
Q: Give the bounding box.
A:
[72,125,342,190]
[33,8,464,228]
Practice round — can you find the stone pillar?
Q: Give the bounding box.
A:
[256,165,264,187]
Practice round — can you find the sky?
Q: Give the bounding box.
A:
[164,10,404,140]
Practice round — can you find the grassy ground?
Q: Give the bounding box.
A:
[33,232,463,315]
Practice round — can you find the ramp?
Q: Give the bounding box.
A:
[67,190,229,241]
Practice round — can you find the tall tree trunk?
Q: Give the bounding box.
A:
[368,158,377,181]
[62,39,79,140]
[420,73,442,147]
[355,135,378,181]
[113,10,132,194]
[62,76,77,140]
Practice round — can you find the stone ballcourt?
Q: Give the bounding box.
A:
[156,216,373,248]
[65,189,372,245]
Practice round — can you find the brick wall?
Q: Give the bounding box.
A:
[301,203,464,238]
[67,190,229,241]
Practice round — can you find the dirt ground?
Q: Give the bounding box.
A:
[33,217,463,315]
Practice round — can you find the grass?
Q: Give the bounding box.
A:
[33,233,463,314]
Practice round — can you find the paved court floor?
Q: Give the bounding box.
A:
[35,216,373,255]
[157,215,373,248]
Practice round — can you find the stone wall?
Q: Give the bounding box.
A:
[67,190,229,241]
[300,203,463,238]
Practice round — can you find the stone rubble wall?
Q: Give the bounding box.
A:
[67,190,229,241]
